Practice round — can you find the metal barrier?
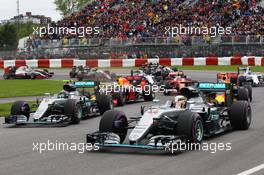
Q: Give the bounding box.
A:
[0,36,263,60]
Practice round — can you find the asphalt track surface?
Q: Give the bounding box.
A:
[0,69,264,175]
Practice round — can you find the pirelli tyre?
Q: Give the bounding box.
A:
[238,76,247,86]
[99,110,128,143]
[77,73,84,81]
[176,111,204,144]
[110,73,117,80]
[230,101,251,130]
[96,94,113,115]
[64,99,82,124]
[243,85,252,102]
[3,73,10,80]
[143,86,154,101]
[113,92,126,106]
[11,101,31,121]
[237,87,249,101]
[163,82,171,96]
[155,76,163,82]
[69,71,76,78]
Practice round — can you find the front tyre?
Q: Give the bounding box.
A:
[176,111,204,144]
[97,94,113,115]
[11,101,30,121]
[99,110,128,143]
[64,99,82,124]
[230,101,251,130]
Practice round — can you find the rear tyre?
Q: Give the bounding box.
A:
[156,76,163,82]
[110,73,117,80]
[163,82,171,96]
[3,73,10,80]
[238,76,247,86]
[43,69,49,73]
[176,111,204,144]
[230,101,251,130]
[30,74,36,79]
[237,87,249,101]
[97,94,113,115]
[143,86,154,101]
[64,99,82,124]
[69,71,75,78]
[99,110,128,143]
[243,85,252,102]
[77,73,84,81]
[11,101,30,121]
[114,92,126,106]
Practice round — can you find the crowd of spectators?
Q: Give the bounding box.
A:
[38,0,263,40]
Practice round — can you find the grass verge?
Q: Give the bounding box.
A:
[0,80,64,98]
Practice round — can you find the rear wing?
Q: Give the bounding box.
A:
[197,82,229,91]
[63,80,98,88]
[74,81,98,88]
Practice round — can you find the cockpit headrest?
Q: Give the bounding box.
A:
[63,84,76,92]
[180,87,198,98]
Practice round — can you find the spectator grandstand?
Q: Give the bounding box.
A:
[1,0,263,59]
[47,0,264,39]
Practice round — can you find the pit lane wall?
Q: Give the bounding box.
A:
[0,57,264,68]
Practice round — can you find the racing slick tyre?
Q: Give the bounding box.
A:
[237,87,249,101]
[243,85,252,102]
[110,73,117,80]
[69,71,75,78]
[64,99,82,124]
[172,66,178,72]
[43,69,49,73]
[77,73,84,81]
[30,73,36,79]
[176,111,204,144]
[230,101,251,130]
[163,82,171,96]
[11,101,30,121]
[3,73,10,80]
[238,76,247,86]
[143,86,154,101]
[156,76,163,82]
[114,92,126,106]
[96,94,113,115]
[99,110,128,143]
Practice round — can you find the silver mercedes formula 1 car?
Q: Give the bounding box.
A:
[4,81,113,126]
[86,82,251,152]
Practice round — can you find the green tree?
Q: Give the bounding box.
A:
[54,0,93,16]
[0,23,18,50]
[0,22,39,51]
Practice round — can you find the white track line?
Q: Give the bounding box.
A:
[237,163,264,175]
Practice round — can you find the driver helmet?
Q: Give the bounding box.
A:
[215,93,225,105]
[174,95,187,109]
